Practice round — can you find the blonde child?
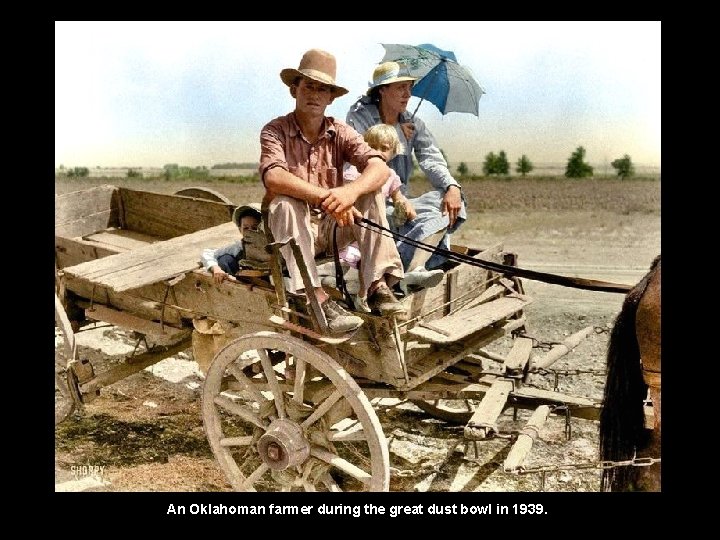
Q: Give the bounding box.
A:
[338,124,443,310]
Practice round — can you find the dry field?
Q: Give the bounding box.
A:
[54,176,660,493]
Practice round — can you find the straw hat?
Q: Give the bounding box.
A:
[232,203,262,227]
[367,61,418,94]
[280,49,348,97]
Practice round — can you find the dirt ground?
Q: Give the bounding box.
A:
[54,177,660,492]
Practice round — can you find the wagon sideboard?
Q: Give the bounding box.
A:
[55,185,277,336]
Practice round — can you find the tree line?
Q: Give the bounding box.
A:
[455,147,636,179]
[58,149,638,181]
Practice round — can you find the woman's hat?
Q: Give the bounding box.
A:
[232,203,262,227]
[280,49,349,97]
[367,61,418,94]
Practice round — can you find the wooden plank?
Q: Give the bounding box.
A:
[84,304,187,337]
[62,222,239,292]
[464,379,514,439]
[120,187,234,239]
[446,271,459,315]
[56,236,120,269]
[399,317,526,390]
[409,295,532,344]
[64,278,182,326]
[55,185,119,232]
[503,405,551,472]
[55,211,117,239]
[82,229,159,251]
[504,337,534,376]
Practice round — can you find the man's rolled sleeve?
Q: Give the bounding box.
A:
[259,126,289,185]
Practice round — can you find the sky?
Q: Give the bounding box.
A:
[55,21,661,170]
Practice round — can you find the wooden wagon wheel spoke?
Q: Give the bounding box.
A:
[257,348,286,420]
[320,472,343,492]
[292,358,307,404]
[219,435,254,447]
[240,462,270,491]
[213,395,268,430]
[310,447,372,485]
[300,390,342,428]
[226,363,267,404]
[203,331,389,492]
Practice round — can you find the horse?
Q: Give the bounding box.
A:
[599,254,661,492]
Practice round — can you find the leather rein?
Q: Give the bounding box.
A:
[356,217,633,294]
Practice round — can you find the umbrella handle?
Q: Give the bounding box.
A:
[410,99,423,120]
[409,59,444,120]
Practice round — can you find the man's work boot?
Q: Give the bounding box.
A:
[321,299,364,334]
[368,282,407,317]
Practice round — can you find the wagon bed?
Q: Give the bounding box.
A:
[55,184,601,492]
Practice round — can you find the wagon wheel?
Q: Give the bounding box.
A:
[173,187,234,204]
[411,399,475,424]
[203,331,389,492]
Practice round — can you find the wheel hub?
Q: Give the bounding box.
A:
[257,419,310,470]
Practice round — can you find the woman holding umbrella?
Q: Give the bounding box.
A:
[346,61,467,273]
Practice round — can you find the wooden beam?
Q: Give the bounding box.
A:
[119,187,234,238]
[55,185,119,237]
[62,222,239,292]
[80,336,192,395]
[84,304,188,337]
[409,295,532,344]
[530,326,594,370]
[503,405,551,472]
[504,337,534,376]
[464,379,514,440]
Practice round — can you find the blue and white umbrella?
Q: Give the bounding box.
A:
[381,43,485,118]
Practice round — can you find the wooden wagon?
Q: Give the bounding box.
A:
[55,184,600,492]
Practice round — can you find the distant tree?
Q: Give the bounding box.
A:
[163,163,180,180]
[212,162,258,169]
[456,162,469,177]
[496,151,510,175]
[482,151,510,176]
[611,154,635,179]
[127,168,143,178]
[482,152,497,176]
[516,155,534,176]
[66,166,89,178]
[565,146,594,178]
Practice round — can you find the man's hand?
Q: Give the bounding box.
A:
[321,185,357,215]
[441,185,462,228]
[333,207,362,227]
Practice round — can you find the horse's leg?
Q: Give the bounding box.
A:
[635,261,661,492]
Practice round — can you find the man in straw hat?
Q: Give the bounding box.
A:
[259,49,406,335]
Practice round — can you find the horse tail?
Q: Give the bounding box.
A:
[599,273,652,491]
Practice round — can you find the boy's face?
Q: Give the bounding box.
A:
[294,77,335,114]
[239,215,260,234]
